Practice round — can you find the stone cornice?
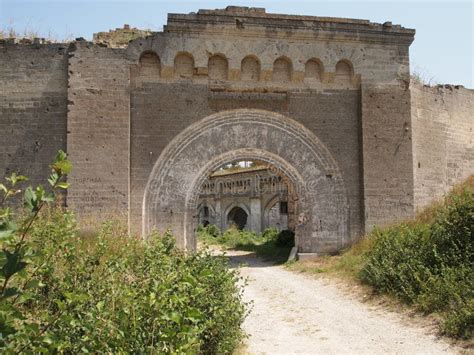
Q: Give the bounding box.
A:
[164,7,415,46]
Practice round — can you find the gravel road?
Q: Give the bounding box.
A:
[228,251,461,355]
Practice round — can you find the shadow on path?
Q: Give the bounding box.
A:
[209,248,275,269]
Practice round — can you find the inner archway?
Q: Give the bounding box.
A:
[143,109,349,256]
[227,207,248,230]
[197,159,297,235]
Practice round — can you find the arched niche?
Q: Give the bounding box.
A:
[226,204,250,230]
[305,58,323,82]
[174,52,194,78]
[335,59,353,83]
[208,54,228,80]
[138,51,160,79]
[241,55,260,81]
[273,57,292,82]
[197,202,215,226]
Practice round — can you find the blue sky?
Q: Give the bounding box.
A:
[1,0,472,87]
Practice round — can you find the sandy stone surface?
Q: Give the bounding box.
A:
[228,251,461,355]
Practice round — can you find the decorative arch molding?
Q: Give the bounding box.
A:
[223,202,251,219]
[263,194,281,230]
[143,109,350,254]
[264,194,281,214]
[197,201,216,216]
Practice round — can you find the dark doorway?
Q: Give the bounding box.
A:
[227,207,248,230]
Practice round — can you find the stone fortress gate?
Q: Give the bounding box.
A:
[1,7,472,258]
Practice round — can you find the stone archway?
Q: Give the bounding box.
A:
[223,202,251,231]
[197,202,215,227]
[143,109,349,255]
[264,195,287,231]
[227,206,248,230]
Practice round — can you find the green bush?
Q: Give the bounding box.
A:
[215,227,256,250]
[205,224,221,238]
[261,227,278,241]
[360,188,473,338]
[197,226,293,263]
[0,152,246,353]
[197,224,222,246]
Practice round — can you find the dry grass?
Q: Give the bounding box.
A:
[0,25,74,43]
[286,237,369,281]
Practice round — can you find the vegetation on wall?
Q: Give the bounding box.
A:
[0,152,246,353]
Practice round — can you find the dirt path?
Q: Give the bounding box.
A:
[228,250,461,355]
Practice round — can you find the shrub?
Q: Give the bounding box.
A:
[442,297,473,339]
[0,152,246,353]
[197,224,222,247]
[261,227,278,241]
[359,184,473,338]
[359,224,432,302]
[206,224,221,238]
[197,226,293,263]
[219,227,259,249]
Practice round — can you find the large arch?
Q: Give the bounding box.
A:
[143,109,349,255]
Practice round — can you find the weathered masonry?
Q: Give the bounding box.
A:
[197,165,297,233]
[1,7,472,257]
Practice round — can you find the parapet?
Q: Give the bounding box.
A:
[165,6,415,45]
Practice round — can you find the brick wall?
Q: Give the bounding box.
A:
[361,84,415,229]
[411,83,474,210]
[66,42,130,224]
[288,90,363,241]
[0,43,68,188]
[129,82,213,232]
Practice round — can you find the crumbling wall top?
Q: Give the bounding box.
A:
[93,24,153,48]
[196,6,369,24]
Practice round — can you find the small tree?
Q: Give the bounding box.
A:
[0,150,71,350]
